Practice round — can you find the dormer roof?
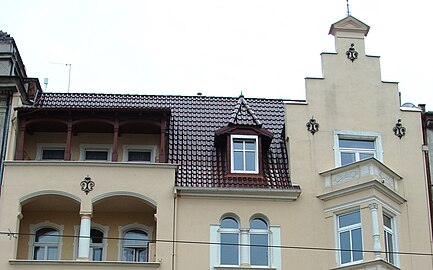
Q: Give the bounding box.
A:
[229,95,262,126]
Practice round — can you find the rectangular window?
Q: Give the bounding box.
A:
[337,211,363,265]
[80,144,112,161]
[42,149,65,160]
[334,131,382,167]
[383,214,395,264]
[231,135,258,173]
[123,145,156,162]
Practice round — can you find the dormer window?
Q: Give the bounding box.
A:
[231,135,258,174]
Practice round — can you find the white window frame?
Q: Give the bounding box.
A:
[122,145,156,162]
[336,210,364,266]
[249,217,271,266]
[80,144,112,161]
[36,143,66,160]
[218,216,241,266]
[231,135,259,174]
[28,221,64,260]
[334,130,383,167]
[383,212,398,266]
[118,224,153,262]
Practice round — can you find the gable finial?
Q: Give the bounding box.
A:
[239,91,244,98]
[346,0,351,16]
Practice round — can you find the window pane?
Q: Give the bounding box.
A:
[339,211,360,228]
[124,230,148,246]
[244,140,256,150]
[385,232,394,264]
[42,149,64,160]
[250,234,268,266]
[351,228,363,261]
[341,152,356,165]
[34,247,45,260]
[128,151,151,162]
[340,231,351,264]
[359,153,374,160]
[245,151,256,171]
[138,248,147,262]
[233,151,244,170]
[85,150,108,160]
[383,215,392,229]
[92,248,103,261]
[220,233,238,265]
[339,139,374,149]
[123,247,134,261]
[221,217,238,229]
[91,229,103,244]
[233,140,243,150]
[250,218,267,230]
[47,247,58,260]
[36,228,59,243]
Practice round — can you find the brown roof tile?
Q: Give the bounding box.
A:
[29,92,296,190]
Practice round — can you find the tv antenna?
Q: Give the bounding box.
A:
[49,62,72,93]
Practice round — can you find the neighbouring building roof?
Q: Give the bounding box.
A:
[28,92,295,190]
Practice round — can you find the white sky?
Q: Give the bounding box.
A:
[2,0,432,109]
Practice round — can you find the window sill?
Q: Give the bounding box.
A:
[9,259,161,267]
[330,259,401,270]
[214,266,276,270]
[225,173,264,179]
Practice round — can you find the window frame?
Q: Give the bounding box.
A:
[219,216,240,266]
[249,217,270,266]
[36,143,66,161]
[336,210,364,266]
[29,221,64,260]
[73,223,109,261]
[230,135,259,174]
[118,224,153,262]
[383,212,397,265]
[334,130,383,167]
[79,144,113,161]
[122,145,156,163]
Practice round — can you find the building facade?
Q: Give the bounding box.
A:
[0,15,432,270]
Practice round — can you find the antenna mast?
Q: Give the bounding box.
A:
[49,62,72,93]
[346,0,351,16]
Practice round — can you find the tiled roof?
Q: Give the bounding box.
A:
[31,92,295,190]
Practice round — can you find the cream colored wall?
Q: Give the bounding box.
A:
[284,26,432,269]
[0,162,176,270]
[22,132,160,161]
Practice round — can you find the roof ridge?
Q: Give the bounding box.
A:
[229,96,262,126]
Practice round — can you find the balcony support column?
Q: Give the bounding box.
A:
[369,203,382,260]
[15,118,26,160]
[77,214,92,261]
[112,118,119,162]
[64,118,72,160]
[159,117,166,163]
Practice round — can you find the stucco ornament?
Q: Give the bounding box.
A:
[346,43,358,62]
[80,175,95,195]
[393,119,406,139]
[306,117,319,135]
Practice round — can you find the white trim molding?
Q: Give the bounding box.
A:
[36,143,66,160]
[28,221,64,260]
[79,144,113,161]
[122,145,157,162]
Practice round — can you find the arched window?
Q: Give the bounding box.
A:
[123,229,148,262]
[250,218,269,266]
[33,228,60,260]
[90,228,104,261]
[220,217,239,265]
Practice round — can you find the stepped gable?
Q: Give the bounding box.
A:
[29,92,295,190]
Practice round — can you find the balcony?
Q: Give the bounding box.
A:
[1,161,177,269]
[317,158,405,204]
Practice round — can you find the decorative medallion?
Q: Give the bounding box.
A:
[393,119,406,139]
[346,43,358,62]
[80,175,95,195]
[306,117,319,135]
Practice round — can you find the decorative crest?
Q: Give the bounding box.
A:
[306,117,320,135]
[80,175,95,195]
[346,43,358,62]
[393,119,406,139]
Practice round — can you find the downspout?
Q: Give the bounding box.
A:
[172,187,178,270]
[0,94,12,191]
[420,106,433,241]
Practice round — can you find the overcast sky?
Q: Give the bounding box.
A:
[2,0,432,109]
